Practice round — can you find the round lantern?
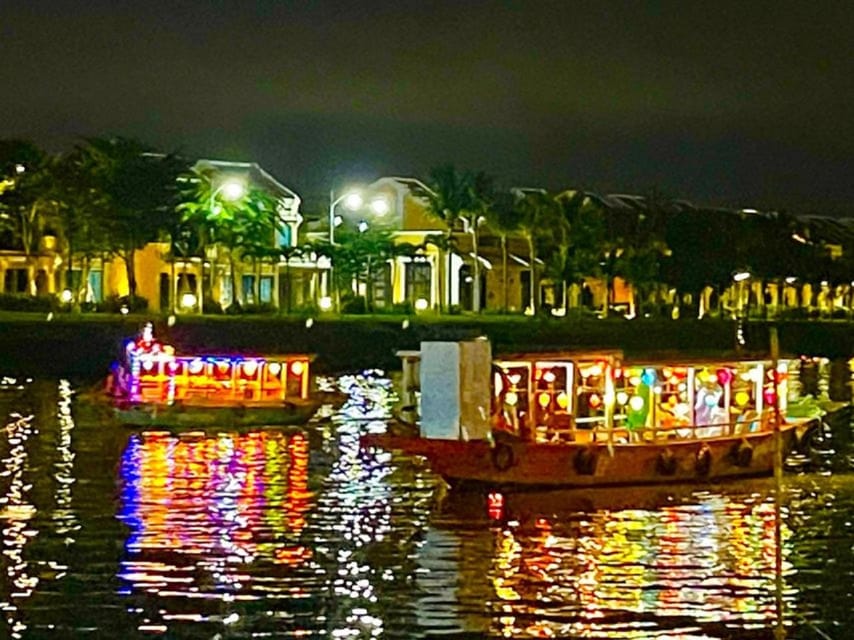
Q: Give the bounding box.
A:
[243,360,258,377]
[716,368,733,385]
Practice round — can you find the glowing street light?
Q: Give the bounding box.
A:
[210,177,246,213]
[369,197,390,216]
[733,271,751,282]
[329,190,363,245]
[196,176,246,314]
[328,190,390,243]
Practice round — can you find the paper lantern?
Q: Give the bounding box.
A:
[629,395,645,411]
[641,368,657,386]
[268,362,281,376]
[243,360,258,377]
[556,392,569,409]
[537,392,551,408]
[716,368,733,385]
[505,391,518,407]
[589,393,602,408]
[616,391,629,406]
[734,390,750,406]
[290,361,305,376]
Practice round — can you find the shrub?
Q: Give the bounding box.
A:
[202,296,223,314]
[0,293,56,312]
[97,295,148,314]
[242,302,277,315]
[392,301,413,315]
[341,296,367,314]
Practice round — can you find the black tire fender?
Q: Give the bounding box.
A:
[491,443,515,472]
[696,445,712,476]
[656,448,678,476]
[736,442,753,467]
[573,448,598,475]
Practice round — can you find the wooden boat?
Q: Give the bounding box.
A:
[105,323,326,428]
[362,340,829,488]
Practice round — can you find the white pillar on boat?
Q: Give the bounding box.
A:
[419,339,492,441]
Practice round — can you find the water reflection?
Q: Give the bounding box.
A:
[0,369,849,638]
[448,486,794,638]
[118,429,314,586]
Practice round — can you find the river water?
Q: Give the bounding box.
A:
[0,372,852,639]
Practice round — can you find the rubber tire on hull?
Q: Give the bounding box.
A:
[491,443,515,472]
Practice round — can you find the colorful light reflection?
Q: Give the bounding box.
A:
[117,429,314,602]
[483,490,794,638]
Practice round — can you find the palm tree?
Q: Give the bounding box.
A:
[484,191,521,313]
[412,165,492,312]
[80,137,185,305]
[511,188,559,315]
[178,167,279,311]
[0,140,52,295]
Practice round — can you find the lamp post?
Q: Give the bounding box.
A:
[326,189,390,310]
[196,178,246,314]
[732,270,751,349]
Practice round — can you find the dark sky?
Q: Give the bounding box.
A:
[3,0,853,215]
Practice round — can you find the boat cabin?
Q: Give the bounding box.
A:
[113,323,313,406]
[403,340,793,445]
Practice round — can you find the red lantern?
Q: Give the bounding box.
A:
[716,368,733,385]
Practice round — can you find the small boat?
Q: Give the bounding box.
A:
[362,339,833,488]
[104,322,327,428]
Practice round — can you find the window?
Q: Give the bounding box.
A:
[260,276,273,303]
[242,275,255,305]
[276,225,292,248]
[4,269,27,293]
[405,261,431,303]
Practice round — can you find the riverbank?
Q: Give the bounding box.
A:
[0,312,851,378]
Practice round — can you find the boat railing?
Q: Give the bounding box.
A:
[530,408,781,445]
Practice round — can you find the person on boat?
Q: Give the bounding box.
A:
[128,322,163,356]
[694,385,727,437]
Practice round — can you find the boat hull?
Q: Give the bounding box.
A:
[114,399,322,428]
[362,420,812,488]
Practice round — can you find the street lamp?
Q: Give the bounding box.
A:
[198,177,246,314]
[210,178,246,213]
[329,190,364,244]
[328,190,390,243]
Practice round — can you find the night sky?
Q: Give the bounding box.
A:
[3,1,853,215]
